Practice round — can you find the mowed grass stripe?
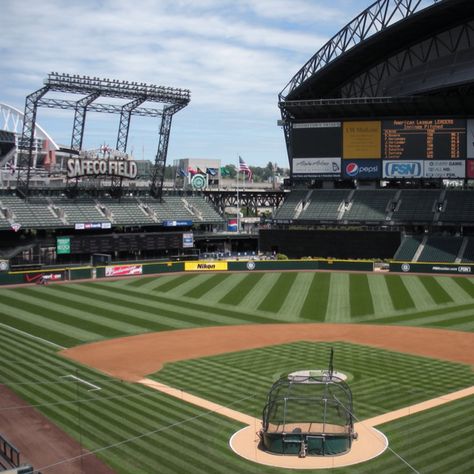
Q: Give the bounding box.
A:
[12,287,145,335]
[65,282,272,326]
[325,273,351,322]
[257,273,297,312]
[452,276,474,298]
[278,273,314,321]
[0,301,97,345]
[152,274,198,293]
[298,273,330,320]
[377,397,474,474]
[418,276,453,304]
[86,281,273,324]
[403,276,439,310]
[349,274,374,318]
[0,289,121,340]
[365,301,474,326]
[367,275,394,315]
[55,283,238,328]
[384,274,415,310]
[218,273,265,305]
[184,274,230,299]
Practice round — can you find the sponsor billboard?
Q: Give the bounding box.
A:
[423,160,465,179]
[467,160,474,178]
[75,222,111,230]
[183,232,194,248]
[105,265,143,277]
[343,121,381,159]
[227,219,238,232]
[185,261,228,271]
[56,237,71,255]
[343,160,381,180]
[162,220,193,227]
[383,160,423,179]
[292,158,341,178]
[24,272,64,283]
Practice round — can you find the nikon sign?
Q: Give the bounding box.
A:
[67,158,138,179]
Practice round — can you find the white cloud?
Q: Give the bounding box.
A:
[0,0,364,166]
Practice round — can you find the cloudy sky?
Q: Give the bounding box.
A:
[2,0,387,168]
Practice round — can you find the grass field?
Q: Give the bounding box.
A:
[0,271,473,473]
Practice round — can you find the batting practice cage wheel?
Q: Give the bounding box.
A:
[259,350,357,457]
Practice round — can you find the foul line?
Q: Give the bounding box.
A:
[61,374,101,391]
[0,321,65,350]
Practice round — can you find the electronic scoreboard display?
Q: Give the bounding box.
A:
[382,119,466,160]
[69,232,184,254]
[290,118,468,180]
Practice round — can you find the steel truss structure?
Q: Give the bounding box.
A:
[278,0,474,163]
[203,190,286,214]
[279,0,428,101]
[18,73,190,199]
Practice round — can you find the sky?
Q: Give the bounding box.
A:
[1,0,393,168]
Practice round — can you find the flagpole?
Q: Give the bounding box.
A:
[236,161,240,233]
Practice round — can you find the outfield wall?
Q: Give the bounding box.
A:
[1,259,473,285]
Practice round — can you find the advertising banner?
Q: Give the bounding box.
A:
[467,160,474,178]
[292,158,341,178]
[383,160,423,179]
[343,121,381,159]
[105,265,143,277]
[24,272,64,283]
[423,160,465,178]
[183,232,194,248]
[56,237,71,255]
[185,261,228,271]
[75,222,111,230]
[162,220,193,227]
[342,160,381,180]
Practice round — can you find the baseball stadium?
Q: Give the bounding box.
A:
[0,0,473,473]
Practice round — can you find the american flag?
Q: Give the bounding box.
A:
[239,156,252,181]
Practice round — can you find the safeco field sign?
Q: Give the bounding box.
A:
[185,261,228,271]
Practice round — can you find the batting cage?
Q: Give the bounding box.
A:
[260,354,356,457]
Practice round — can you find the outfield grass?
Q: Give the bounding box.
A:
[0,272,473,473]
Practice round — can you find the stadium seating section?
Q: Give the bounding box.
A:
[461,237,474,262]
[417,236,463,263]
[0,194,224,229]
[393,235,423,261]
[439,190,474,222]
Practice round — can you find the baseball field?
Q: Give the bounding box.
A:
[0,271,473,473]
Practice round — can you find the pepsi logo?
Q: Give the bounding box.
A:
[345,163,359,177]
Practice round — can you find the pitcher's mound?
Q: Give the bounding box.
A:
[229,422,388,469]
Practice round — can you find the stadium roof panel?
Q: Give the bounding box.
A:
[280,0,474,103]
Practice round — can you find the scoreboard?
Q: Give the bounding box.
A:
[290,118,470,180]
[69,232,184,255]
[382,119,465,160]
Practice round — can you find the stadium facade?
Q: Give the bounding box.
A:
[262,0,474,260]
[2,0,474,270]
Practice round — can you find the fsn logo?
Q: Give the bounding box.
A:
[385,162,422,177]
[345,163,359,177]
